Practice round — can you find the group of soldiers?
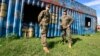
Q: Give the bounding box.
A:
[38,4,73,53]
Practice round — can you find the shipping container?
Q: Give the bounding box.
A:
[0,0,97,37]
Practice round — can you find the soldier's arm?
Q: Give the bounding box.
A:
[49,13,52,23]
[38,11,44,23]
[68,16,73,26]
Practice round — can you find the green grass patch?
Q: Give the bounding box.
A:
[0,32,100,56]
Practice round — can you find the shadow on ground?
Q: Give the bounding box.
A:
[48,39,62,49]
[47,37,82,49]
[72,37,82,46]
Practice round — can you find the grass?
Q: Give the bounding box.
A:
[0,32,100,56]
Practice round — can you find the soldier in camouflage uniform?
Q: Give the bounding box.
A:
[38,4,50,53]
[60,9,73,48]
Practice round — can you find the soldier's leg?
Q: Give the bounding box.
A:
[66,28,72,48]
[61,29,66,43]
[41,25,49,53]
[41,25,47,47]
[41,33,47,47]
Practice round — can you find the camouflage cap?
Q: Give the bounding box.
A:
[46,4,50,8]
[63,9,67,12]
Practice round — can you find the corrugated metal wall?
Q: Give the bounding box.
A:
[0,0,97,37]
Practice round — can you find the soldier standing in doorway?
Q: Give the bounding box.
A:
[60,9,73,48]
[38,4,50,53]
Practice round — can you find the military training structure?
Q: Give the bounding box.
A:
[0,0,97,37]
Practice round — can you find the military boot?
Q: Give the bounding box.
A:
[68,43,72,48]
[43,47,49,53]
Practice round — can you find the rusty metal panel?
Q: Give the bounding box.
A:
[6,0,16,37]
[13,0,22,36]
[71,1,96,17]
[0,0,3,36]
[0,0,8,36]
[19,0,25,36]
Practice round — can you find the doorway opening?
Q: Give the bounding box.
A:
[22,3,45,37]
[23,3,45,26]
[85,17,91,28]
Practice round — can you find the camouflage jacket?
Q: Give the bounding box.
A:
[60,15,73,29]
[38,10,50,26]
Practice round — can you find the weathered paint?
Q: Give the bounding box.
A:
[0,0,8,36]
[0,0,97,37]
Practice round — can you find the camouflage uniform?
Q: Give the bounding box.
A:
[60,14,73,44]
[38,10,50,47]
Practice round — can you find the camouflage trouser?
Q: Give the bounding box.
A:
[61,27,72,44]
[40,25,48,47]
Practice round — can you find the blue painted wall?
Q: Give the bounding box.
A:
[0,0,97,37]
